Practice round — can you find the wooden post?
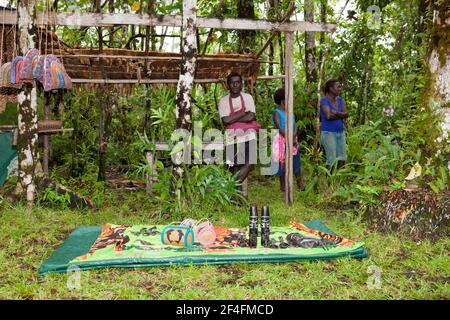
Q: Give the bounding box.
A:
[284,31,294,205]
[17,0,38,207]
[97,85,105,181]
[175,0,197,131]
[242,178,248,198]
[145,151,157,194]
[43,92,50,175]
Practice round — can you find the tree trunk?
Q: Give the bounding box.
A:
[274,0,284,74]
[97,87,113,182]
[318,0,327,68]
[17,0,38,207]
[304,0,317,85]
[237,0,256,53]
[95,0,102,51]
[267,0,276,76]
[305,0,319,148]
[426,2,450,107]
[175,0,197,131]
[108,0,114,47]
[145,0,155,53]
[121,1,130,48]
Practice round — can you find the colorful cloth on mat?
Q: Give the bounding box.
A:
[38,220,368,275]
[19,48,40,81]
[289,221,354,246]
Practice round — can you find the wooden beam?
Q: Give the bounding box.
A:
[198,17,336,32]
[284,31,294,206]
[55,54,269,63]
[41,12,181,28]
[2,10,336,32]
[43,93,50,175]
[37,128,74,134]
[70,75,285,84]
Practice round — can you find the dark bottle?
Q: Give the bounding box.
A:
[261,206,270,247]
[248,206,258,248]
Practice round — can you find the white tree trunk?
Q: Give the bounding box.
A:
[17,0,38,207]
[428,51,450,107]
[427,9,450,108]
[175,0,197,131]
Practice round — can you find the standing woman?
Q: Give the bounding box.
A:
[320,80,349,170]
[272,88,304,192]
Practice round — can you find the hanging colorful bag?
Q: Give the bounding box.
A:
[43,54,72,91]
[10,56,24,84]
[0,62,12,87]
[32,55,45,83]
[19,48,40,81]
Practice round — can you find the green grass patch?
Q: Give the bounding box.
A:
[0,178,448,300]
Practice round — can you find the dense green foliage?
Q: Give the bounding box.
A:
[28,0,446,216]
[0,1,446,228]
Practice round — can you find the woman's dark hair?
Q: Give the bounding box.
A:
[274,87,285,105]
[227,71,242,84]
[324,79,340,94]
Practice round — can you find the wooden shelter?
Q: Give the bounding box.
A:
[2,0,336,206]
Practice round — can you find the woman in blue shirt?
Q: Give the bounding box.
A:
[320,79,349,170]
[272,88,304,192]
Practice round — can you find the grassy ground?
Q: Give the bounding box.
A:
[0,176,448,300]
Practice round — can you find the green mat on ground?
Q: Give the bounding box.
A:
[38,220,368,275]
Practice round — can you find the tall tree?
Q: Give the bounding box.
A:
[267,0,277,76]
[425,0,450,107]
[237,0,256,53]
[304,0,317,85]
[175,0,197,131]
[108,0,114,47]
[17,0,38,207]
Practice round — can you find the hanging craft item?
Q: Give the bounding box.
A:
[32,55,45,83]
[43,54,72,92]
[19,48,40,81]
[0,63,12,87]
[10,56,24,84]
